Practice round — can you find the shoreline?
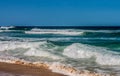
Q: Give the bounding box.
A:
[0,61,66,76]
[0,60,111,76]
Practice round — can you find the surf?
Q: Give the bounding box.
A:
[63,43,120,65]
[25,28,84,35]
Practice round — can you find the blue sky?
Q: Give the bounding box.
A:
[0,0,120,26]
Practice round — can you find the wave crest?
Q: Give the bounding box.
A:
[0,41,63,60]
[63,43,120,65]
[25,28,83,35]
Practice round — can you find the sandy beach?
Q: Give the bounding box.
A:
[0,60,111,76]
[0,62,66,76]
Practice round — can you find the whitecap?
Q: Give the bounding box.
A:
[63,43,120,65]
[25,28,83,35]
[0,26,14,30]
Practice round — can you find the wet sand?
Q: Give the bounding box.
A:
[0,62,66,76]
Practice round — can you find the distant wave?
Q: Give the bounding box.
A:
[0,30,12,32]
[0,26,14,30]
[81,29,120,33]
[25,28,83,35]
[0,30,23,33]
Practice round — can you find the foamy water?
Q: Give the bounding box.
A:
[63,43,120,65]
[0,27,120,76]
[25,28,83,35]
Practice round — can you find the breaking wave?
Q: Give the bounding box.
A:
[25,28,83,35]
[0,26,14,30]
[0,41,63,60]
[63,43,120,65]
[1,40,120,65]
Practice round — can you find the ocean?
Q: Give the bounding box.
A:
[0,26,120,76]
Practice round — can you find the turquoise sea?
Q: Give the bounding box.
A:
[0,26,120,75]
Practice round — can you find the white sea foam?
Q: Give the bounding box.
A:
[81,29,120,33]
[24,48,62,59]
[0,41,43,51]
[0,41,63,60]
[63,43,120,65]
[49,62,79,76]
[49,62,109,76]
[0,26,14,30]
[25,28,83,35]
[0,30,21,33]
